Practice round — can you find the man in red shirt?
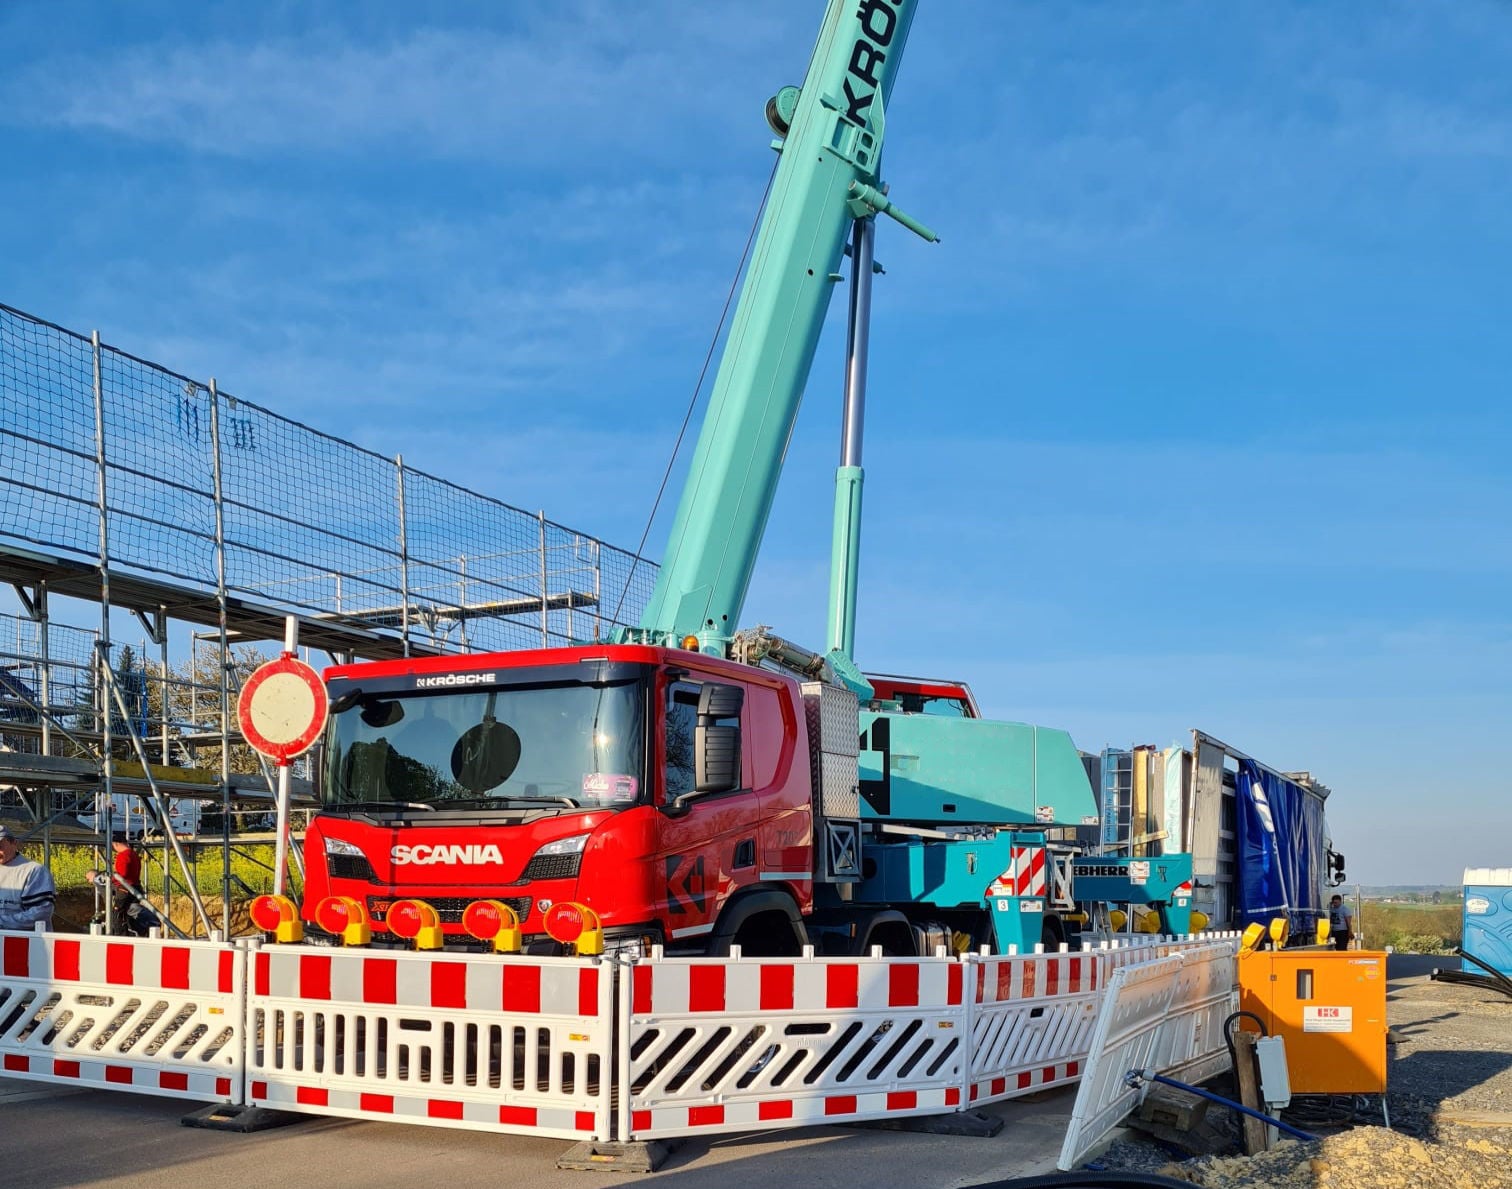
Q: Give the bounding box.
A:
[87,833,145,934]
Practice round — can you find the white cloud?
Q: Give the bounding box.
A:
[0,4,811,164]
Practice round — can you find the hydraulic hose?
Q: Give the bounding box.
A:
[1455,948,1512,994]
[1137,1072,1317,1143]
[1432,968,1512,1000]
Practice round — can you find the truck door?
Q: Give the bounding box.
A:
[657,677,760,947]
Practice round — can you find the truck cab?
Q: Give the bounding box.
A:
[864,674,981,718]
[303,644,816,956]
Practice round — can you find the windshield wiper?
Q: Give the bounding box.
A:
[325,799,437,814]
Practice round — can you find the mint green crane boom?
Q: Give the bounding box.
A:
[632,0,936,651]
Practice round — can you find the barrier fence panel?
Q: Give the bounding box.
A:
[963,951,1102,1106]
[621,951,968,1140]
[1057,953,1186,1171]
[0,929,243,1103]
[245,945,615,1140]
[1150,940,1239,1086]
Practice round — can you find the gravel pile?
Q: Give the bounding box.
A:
[1156,1127,1510,1188]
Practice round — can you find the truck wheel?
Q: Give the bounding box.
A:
[705,889,807,957]
[727,913,803,957]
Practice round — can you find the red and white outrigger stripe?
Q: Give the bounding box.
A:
[989,844,1048,898]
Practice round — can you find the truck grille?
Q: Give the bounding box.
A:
[328,854,375,881]
[367,895,532,925]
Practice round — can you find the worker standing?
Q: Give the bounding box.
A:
[87,833,145,935]
[0,823,56,932]
[1328,893,1354,950]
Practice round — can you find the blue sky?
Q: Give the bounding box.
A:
[3,1,1509,885]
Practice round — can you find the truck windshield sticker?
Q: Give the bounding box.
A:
[584,773,639,802]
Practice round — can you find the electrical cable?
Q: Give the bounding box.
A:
[1140,1072,1318,1143]
[607,159,781,630]
[957,1175,1198,1189]
[1282,1093,1366,1128]
[1222,1009,1267,1078]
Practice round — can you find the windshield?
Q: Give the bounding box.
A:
[323,677,646,809]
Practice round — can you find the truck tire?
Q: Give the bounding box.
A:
[705,889,808,957]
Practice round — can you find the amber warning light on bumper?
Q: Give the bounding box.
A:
[386,899,444,951]
[463,900,523,953]
[250,893,303,944]
[315,895,372,947]
[543,901,604,956]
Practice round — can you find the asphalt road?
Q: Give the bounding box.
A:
[1,1076,1076,1189]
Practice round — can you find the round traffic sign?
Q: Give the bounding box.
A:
[237,655,329,762]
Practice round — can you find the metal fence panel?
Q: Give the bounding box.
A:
[0,302,657,654]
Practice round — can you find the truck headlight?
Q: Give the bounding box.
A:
[522,833,590,880]
[324,836,365,857]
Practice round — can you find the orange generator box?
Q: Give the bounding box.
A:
[1237,950,1388,1094]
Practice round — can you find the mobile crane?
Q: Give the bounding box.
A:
[300,0,1195,957]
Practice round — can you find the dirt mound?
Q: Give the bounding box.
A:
[49,888,254,938]
[1160,1127,1511,1188]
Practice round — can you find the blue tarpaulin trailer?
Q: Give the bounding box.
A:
[1100,731,1343,941]
[1235,760,1330,941]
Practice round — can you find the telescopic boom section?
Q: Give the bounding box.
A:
[633,0,930,648]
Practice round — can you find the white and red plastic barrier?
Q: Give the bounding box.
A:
[245,943,615,1139]
[964,950,1101,1108]
[0,928,243,1102]
[1058,941,1239,1170]
[620,952,968,1139]
[0,928,1237,1145]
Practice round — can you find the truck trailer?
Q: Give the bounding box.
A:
[1097,730,1345,942]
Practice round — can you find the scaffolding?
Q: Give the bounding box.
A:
[0,301,659,935]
